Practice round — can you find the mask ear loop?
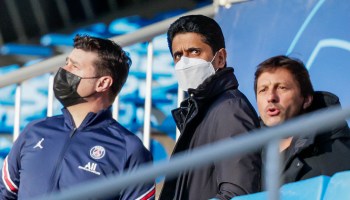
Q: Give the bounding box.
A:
[211,52,219,72]
[210,52,218,63]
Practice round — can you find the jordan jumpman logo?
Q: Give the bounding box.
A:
[33,138,44,149]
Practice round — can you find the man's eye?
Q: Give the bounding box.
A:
[190,50,199,54]
[258,88,266,93]
[278,86,287,90]
[173,54,182,62]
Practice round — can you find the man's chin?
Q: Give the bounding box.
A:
[264,118,282,127]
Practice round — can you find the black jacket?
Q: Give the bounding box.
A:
[159,68,261,200]
[267,91,350,184]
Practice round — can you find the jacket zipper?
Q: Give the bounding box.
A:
[47,128,77,192]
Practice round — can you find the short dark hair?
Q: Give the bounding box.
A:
[254,55,314,98]
[73,34,131,102]
[167,15,225,55]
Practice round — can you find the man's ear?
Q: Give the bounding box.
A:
[216,48,227,69]
[303,94,313,109]
[96,76,113,92]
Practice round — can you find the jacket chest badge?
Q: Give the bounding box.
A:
[90,145,105,159]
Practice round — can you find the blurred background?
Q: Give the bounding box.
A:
[0,0,210,66]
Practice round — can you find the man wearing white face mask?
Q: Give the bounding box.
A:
[159,15,261,200]
[175,52,218,90]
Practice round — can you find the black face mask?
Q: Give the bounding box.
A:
[53,68,99,107]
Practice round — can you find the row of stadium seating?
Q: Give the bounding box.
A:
[232,171,350,200]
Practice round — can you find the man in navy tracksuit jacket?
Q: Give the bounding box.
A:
[0,35,155,199]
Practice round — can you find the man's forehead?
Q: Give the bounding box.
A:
[257,69,297,85]
[69,49,98,63]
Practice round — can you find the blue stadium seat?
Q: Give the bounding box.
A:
[0,64,19,105]
[233,175,330,200]
[0,64,20,133]
[0,137,12,159]
[280,175,330,200]
[323,171,350,200]
[41,22,111,47]
[0,60,54,133]
[74,22,112,37]
[41,31,106,47]
[41,33,75,46]
[233,192,266,200]
[108,15,150,35]
[0,43,53,57]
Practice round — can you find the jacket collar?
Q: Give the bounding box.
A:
[62,106,113,129]
[172,67,238,135]
[306,91,341,112]
[186,67,238,104]
[282,91,350,166]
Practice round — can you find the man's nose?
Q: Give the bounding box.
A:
[62,64,71,71]
[267,90,278,103]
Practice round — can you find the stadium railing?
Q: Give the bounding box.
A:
[34,106,350,200]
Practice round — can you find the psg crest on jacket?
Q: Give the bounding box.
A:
[90,146,106,159]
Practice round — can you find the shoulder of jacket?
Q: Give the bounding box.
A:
[18,116,62,141]
[214,91,252,109]
[107,123,146,150]
[22,115,61,130]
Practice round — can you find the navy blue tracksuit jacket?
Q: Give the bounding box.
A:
[0,108,155,200]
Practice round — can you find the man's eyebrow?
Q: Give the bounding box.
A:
[173,47,201,56]
[187,47,200,52]
[66,57,79,65]
[257,84,268,89]
[172,50,182,58]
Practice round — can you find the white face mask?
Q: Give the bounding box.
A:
[175,54,217,91]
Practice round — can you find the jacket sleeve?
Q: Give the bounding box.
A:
[213,97,261,199]
[120,136,155,200]
[0,131,26,199]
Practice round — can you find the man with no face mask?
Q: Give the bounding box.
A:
[255,55,350,184]
[159,15,261,200]
[0,35,155,199]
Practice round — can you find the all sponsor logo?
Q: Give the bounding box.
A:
[78,162,101,175]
